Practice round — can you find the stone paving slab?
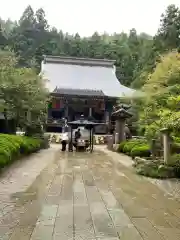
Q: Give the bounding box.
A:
[2,147,180,239]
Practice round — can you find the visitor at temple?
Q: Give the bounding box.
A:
[61,132,68,151]
[75,128,81,142]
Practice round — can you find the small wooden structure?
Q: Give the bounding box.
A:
[68,117,105,152]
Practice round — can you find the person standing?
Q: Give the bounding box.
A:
[75,128,81,141]
[61,132,68,151]
[74,128,81,148]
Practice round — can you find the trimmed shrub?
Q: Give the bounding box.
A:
[0,134,43,170]
[39,135,50,149]
[118,139,147,153]
[131,144,151,158]
[117,141,126,153]
[168,154,180,177]
[171,142,180,154]
[123,140,142,154]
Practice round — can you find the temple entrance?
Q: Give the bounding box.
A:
[92,109,104,122]
[46,90,116,134]
[51,110,64,119]
[68,106,89,121]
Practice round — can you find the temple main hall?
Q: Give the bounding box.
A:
[40,55,134,134]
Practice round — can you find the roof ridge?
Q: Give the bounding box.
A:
[43,55,115,63]
[53,87,105,96]
[43,55,115,67]
[55,87,103,91]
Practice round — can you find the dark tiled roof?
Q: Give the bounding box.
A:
[53,87,105,97]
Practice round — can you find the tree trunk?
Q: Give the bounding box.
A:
[3,109,9,133]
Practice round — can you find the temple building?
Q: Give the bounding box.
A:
[41,55,134,133]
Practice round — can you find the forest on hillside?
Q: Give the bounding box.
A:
[1,4,180,88]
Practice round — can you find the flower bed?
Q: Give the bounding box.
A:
[0,134,44,169]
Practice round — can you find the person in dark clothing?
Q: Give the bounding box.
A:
[75,128,81,141]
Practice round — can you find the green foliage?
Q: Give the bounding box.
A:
[167,154,180,177]
[131,145,151,158]
[0,134,42,169]
[157,4,180,50]
[135,161,175,179]
[171,142,180,154]
[117,139,150,158]
[137,51,180,139]
[117,141,126,153]
[134,153,180,179]
[0,50,48,133]
[123,141,141,154]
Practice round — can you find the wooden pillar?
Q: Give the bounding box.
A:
[89,107,92,117]
[104,110,109,122]
[105,110,110,134]
[65,101,69,120]
[48,108,52,118]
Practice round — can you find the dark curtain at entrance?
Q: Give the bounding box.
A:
[68,106,89,121]
[92,109,104,122]
[51,109,65,119]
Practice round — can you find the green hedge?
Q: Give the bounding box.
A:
[131,145,151,158]
[117,139,151,158]
[0,134,43,169]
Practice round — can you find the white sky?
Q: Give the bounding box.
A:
[1,0,180,36]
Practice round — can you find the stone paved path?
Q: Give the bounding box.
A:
[1,147,180,239]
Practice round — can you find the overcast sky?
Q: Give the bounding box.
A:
[0,0,180,36]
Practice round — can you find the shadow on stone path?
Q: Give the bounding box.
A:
[1,146,180,239]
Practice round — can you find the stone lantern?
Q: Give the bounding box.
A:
[160,128,171,164]
[111,107,132,144]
